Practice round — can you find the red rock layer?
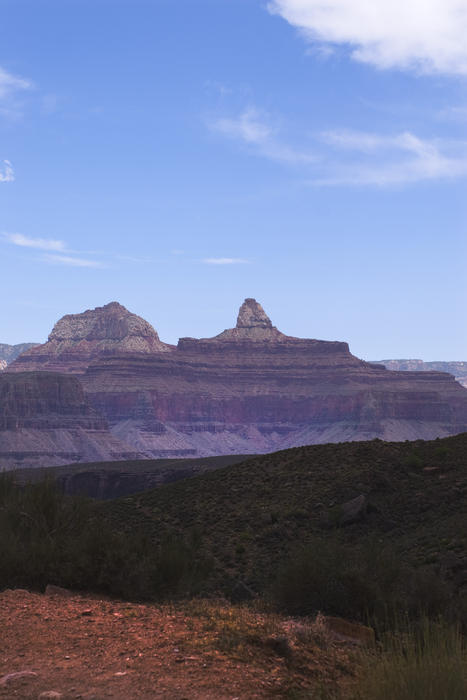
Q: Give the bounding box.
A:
[7,298,467,458]
[81,300,467,456]
[0,372,143,470]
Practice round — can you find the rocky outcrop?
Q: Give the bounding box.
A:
[0,372,143,470]
[14,454,248,499]
[80,299,467,457]
[6,299,467,459]
[9,302,173,374]
[0,342,38,368]
[372,359,467,389]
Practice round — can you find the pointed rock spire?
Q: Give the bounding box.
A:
[189,297,287,343]
[236,299,273,329]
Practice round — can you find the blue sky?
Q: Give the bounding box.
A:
[1,0,466,360]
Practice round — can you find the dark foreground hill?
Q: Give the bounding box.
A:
[101,433,467,607]
[2,433,466,626]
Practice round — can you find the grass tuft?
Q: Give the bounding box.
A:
[351,618,467,700]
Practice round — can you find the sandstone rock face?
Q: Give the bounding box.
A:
[0,372,143,470]
[9,302,173,374]
[372,359,467,389]
[6,299,467,459]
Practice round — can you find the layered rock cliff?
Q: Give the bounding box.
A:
[0,372,142,470]
[371,359,467,389]
[7,299,467,459]
[81,299,467,456]
[9,302,173,374]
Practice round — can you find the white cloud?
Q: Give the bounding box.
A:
[42,254,105,268]
[0,160,14,182]
[0,66,31,100]
[210,107,467,186]
[214,108,273,145]
[210,108,317,165]
[316,129,467,185]
[0,67,32,119]
[3,232,105,267]
[2,232,66,251]
[268,0,467,75]
[202,258,250,265]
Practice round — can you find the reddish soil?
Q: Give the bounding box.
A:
[0,589,358,699]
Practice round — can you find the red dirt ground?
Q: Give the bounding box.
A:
[0,589,359,699]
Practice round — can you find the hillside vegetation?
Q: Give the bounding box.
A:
[98,434,467,621]
[2,433,466,626]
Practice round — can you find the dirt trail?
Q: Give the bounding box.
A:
[0,589,356,699]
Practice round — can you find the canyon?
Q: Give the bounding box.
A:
[0,371,142,470]
[5,298,467,465]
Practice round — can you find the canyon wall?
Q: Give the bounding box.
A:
[0,371,143,470]
[8,298,467,460]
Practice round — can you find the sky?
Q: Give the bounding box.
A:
[0,0,466,360]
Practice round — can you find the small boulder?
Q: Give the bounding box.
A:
[0,670,38,686]
[339,494,367,524]
[45,584,73,597]
[325,494,368,527]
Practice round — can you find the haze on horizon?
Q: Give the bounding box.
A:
[0,0,466,361]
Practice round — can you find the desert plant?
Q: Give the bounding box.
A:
[351,618,467,700]
[0,474,210,600]
[271,535,452,624]
[404,452,424,470]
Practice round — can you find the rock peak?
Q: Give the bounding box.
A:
[101,301,127,311]
[9,301,173,375]
[236,299,273,329]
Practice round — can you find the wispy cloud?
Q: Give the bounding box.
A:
[202,257,250,265]
[0,66,33,119]
[2,231,106,268]
[0,66,31,100]
[210,108,317,165]
[437,105,467,123]
[316,129,467,185]
[41,254,106,268]
[2,232,66,251]
[0,160,14,183]
[268,0,467,76]
[210,107,467,187]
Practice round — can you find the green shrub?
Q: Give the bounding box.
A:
[404,452,424,469]
[272,537,372,619]
[0,474,210,600]
[271,535,452,623]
